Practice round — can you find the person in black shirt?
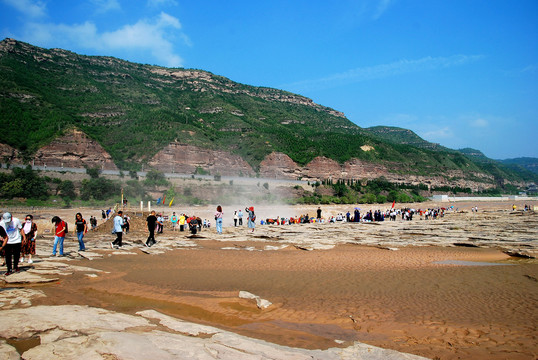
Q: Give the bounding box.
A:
[146,210,157,247]
[123,215,130,233]
[90,216,97,230]
[75,213,87,251]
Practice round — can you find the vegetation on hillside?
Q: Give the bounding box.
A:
[0,166,529,208]
[0,39,536,184]
[498,157,538,176]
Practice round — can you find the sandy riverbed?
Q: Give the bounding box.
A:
[2,200,538,359]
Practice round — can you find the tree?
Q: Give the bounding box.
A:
[86,167,101,179]
[58,180,76,199]
[144,170,169,187]
[0,166,49,200]
[80,178,120,200]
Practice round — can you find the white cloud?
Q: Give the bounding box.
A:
[100,12,186,66]
[22,21,98,47]
[2,0,46,18]
[470,118,488,128]
[285,54,483,92]
[90,0,121,13]
[421,126,454,140]
[20,12,188,67]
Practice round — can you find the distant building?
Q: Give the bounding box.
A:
[432,195,449,202]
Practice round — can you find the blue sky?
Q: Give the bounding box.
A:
[1,0,537,159]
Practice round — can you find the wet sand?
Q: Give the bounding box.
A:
[33,242,538,360]
[4,200,538,359]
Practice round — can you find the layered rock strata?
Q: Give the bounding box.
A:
[33,129,118,170]
[1,131,496,190]
[148,142,256,177]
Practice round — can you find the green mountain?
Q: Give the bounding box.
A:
[0,38,535,184]
[499,157,538,176]
[364,126,447,151]
[458,148,489,161]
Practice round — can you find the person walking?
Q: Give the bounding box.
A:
[123,214,130,233]
[0,225,8,271]
[246,207,256,233]
[75,213,88,251]
[157,213,164,234]
[179,213,186,232]
[146,210,157,247]
[238,209,243,226]
[171,212,178,231]
[90,216,97,230]
[1,213,25,275]
[111,211,124,248]
[233,211,238,227]
[20,214,38,264]
[51,216,67,256]
[215,205,223,234]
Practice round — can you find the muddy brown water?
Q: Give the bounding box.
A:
[25,242,538,360]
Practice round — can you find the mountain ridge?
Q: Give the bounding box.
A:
[1,38,536,187]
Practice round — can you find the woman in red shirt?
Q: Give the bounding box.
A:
[51,216,66,256]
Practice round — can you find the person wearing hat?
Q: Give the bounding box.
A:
[245,206,256,233]
[20,214,38,264]
[1,212,25,275]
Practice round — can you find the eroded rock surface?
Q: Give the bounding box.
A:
[0,305,427,360]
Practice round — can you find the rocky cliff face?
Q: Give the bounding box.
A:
[148,143,256,177]
[258,152,301,179]
[0,143,19,162]
[0,129,496,190]
[257,152,495,191]
[259,156,507,191]
[32,129,117,170]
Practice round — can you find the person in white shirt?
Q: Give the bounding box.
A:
[0,212,25,275]
[111,211,124,248]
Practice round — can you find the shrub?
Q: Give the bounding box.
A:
[80,177,120,200]
[86,167,101,179]
[144,170,169,187]
[58,180,76,199]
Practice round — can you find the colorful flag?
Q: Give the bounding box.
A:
[169,197,174,207]
[162,195,166,205]
[391,200,395,209]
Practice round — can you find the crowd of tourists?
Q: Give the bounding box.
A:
[258,206,448,226]
[0,211,90,275]
[0,202,498,275]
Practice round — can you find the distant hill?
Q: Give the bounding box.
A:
[0,38,536,185]
[365,126,446,151]
[458,148,490,161]
[499,157,538,176]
